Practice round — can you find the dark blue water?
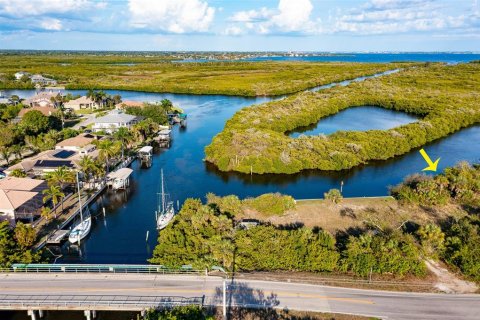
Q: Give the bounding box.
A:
[177,53,480,64]
[5,66,480,264]
[287,106,418,138]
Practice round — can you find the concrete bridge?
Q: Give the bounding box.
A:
[1,264,479,320]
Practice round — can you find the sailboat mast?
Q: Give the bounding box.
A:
[76,171,83,222]
[161,169,166,213]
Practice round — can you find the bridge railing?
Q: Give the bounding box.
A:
[0,264,206,275]
[0,294,205,310]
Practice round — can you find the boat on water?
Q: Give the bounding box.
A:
[68,172,92,244]
[156,169,175,230]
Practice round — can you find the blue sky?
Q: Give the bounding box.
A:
[0,0,479,51]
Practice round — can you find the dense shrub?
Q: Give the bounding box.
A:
[205,63,480,174]
[150,195,426,278]
[391,162,480,207]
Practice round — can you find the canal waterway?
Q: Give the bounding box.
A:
[4,65,480,264]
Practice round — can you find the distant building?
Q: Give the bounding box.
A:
[64,96,100,111]
[23,91,62,108]
[30,74,57,86]
[93,109,143,134]
[14,71,30,80]
[0,177,48,226]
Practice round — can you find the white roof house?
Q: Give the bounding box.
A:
[93,110,143,134]
[64,96,100,111]
[30,74,57,86]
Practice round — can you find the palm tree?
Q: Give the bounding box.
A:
[42,185,65,218]
[94,139,120,173]
[45,166,74,213]
[113,127,133,160]
[10,144,24,160]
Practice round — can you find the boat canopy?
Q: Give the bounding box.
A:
[107,168,133,180]
[158,129,171,136]
[138,146,153,154]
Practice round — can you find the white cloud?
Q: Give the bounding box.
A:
[227,0,317,35]
[0,0,90,17]
[229,7,273,23]
[330,0,479,35]
[40,18,63,31]
[223,26,244,36]
[128,0,215,33]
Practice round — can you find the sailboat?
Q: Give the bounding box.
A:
[156,169,175,230]
[69,172,92,244]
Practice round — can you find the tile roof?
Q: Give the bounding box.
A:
[18,106,56,117]
[0,176,45,192]
[0,189,38,211]
[56,133,96,148]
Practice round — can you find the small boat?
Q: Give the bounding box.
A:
[69,172,92,244]
[156,169,175,230]
[68,211,91,244]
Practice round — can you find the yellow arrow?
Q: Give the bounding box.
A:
[419,148,440,172]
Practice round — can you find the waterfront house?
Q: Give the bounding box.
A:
[93,109,143,134]
[14,71,30,80]
[23,91,62,108]
[64,96,100,111]
[0,177,47,226]
[30,74,57,86]
[5,147,99,177]
[55,133,98,155]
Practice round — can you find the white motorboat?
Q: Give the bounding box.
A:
[156,169,175,230]
[68,172,92,244]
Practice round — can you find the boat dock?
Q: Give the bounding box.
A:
[33,156,137,251]
[46,230,70,244]
[138,146,153,167]
[154,129,172,147]
[107,167,133,190]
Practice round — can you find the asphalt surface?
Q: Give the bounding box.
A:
[0,273,478,319]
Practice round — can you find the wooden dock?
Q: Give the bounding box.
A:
[46,230,70,244]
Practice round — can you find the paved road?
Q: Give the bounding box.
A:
[0,273,478,319]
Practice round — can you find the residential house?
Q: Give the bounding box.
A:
[55,133,98,155]
[23,91,62,108]
[14,71,30,80]
[93,109,143,134]
[5,146,99,177]
[0,177,47,226]
[17,106,57,118]
[64,96,100,111]
[30,74,57,86]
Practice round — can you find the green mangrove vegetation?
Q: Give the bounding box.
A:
[151,163,479,282]
[205,63,480,174]
[150,195,426,278]
[0,53,412,96]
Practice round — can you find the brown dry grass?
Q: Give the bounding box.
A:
[237,197,466,234]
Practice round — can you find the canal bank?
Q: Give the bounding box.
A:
[4,68,480,264]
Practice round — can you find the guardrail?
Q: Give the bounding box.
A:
[0,264,206,275]
[0,294,204,311]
